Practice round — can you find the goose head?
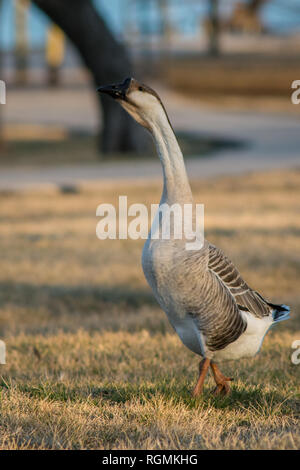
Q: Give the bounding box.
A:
[97,77,171,132]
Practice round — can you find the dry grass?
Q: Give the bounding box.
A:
[156,55,300,114]
[162,55,300,96]
[0,168,299,450]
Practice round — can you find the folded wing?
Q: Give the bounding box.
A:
[208,244,273,318]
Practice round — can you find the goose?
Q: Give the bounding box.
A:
[98,78,290,396]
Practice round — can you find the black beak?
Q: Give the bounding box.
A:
[97,77,132,100]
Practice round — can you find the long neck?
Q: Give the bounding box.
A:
[151,116,193,205]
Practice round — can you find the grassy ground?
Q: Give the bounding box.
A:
[0,169,299,449]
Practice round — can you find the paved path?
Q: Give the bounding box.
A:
[1,86,299,190]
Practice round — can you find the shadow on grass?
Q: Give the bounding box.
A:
[14,379,295,414]
[178,131,247,158]
[2,374,294,419]
[0,281,156,313]
[97,383,297,417]
[206,227,300,239]
[1,131,246,167]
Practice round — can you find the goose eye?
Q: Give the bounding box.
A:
[138,86,144,92]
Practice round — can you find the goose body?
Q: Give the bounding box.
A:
[142,237,284,362]
[98,78,290,395]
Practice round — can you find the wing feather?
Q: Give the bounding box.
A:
[208,244,272,318]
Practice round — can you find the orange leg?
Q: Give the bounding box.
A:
[210,362,233,396]
[192,358,210,397]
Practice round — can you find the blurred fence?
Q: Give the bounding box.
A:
[1,1,300,58]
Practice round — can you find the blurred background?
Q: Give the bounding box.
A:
[0,0,299,182]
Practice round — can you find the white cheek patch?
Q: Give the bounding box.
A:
[129,90,159,112]
[120,100,149,128]
[121,90,166,130]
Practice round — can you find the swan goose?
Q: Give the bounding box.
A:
[98,78,290,396]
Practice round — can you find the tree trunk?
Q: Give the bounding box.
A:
[15,0,29,85]
[208,0,220,57]
[248,0,266,12]
[32,0,151,155]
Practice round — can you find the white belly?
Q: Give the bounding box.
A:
[213,312,273,362]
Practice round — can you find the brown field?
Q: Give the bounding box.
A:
[153,54,300,114]
[160,55,300,96]
[0,168,299,449]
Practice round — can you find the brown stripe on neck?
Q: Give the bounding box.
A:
[129,78,175,134]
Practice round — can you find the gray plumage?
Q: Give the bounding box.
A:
[98,77,290,393]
